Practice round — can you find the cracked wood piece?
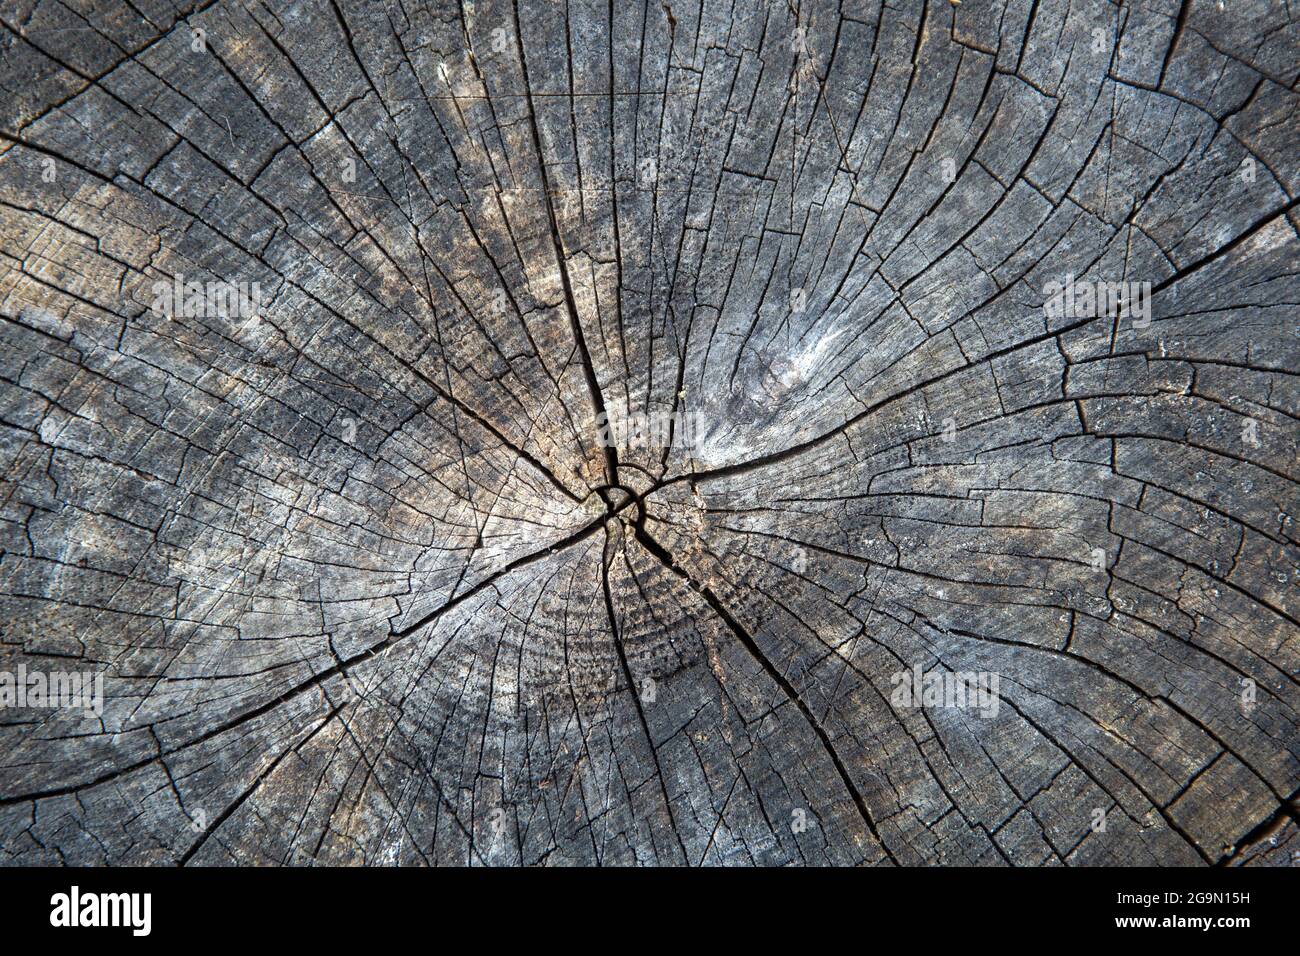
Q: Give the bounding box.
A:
[0,0,1296,866]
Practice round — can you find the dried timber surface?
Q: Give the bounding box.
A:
[0,0,1297,867]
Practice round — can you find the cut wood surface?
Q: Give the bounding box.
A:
[0,0,1296,866]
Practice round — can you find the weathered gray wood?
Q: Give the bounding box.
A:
[0,0,1295,866]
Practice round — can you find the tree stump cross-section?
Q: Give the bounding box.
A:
[0,0,1296,866]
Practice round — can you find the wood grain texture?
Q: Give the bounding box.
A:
[0,0,1296,866]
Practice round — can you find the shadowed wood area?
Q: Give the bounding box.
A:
[0,0,1296,866]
